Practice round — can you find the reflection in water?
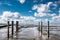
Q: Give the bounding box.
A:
[0,27,60,40]
[14,27,39,40]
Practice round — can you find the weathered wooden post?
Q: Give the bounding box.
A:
[41,21,42,37]
[47,21,49,39]
[11,21,14,37]
[38,22,40,32]
[16,21,18,32]
[7,21,9,38]
[37,22,41,40]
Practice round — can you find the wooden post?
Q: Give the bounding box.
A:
[11,21,14,37]
[41,21,42,37]
[38,22,40,32]
[37,22,40,40]
[47,21,49,38]
[7,21,9,38]
[16,21,18,32]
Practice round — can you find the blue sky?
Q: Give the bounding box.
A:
[0,0,60,25]
[0,0,59,15]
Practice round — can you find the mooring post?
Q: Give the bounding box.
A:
[16,21,18,32]
[41,21,42,37]
[47,21,49,39]
[7,21,9,38]
[11,21,14,37]
[38,22,40,39]
[38,22,40,32]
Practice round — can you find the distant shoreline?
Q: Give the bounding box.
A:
[0,25,7,28]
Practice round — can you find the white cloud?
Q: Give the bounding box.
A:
[37,4,47,13]
[49,12,60,26]
[50,18,60,26]
[0,1,59,25]
[32,2,52,17]
[32,2,60,26]
[53,10,60,20]
[32,2,58,25]
[2,11,13,18]
[2,11,20,19]
[20,16,36,21]
[47,2,53,6]
[0,11,37,25]
[52,14,60,20]
[32,2,57,18]
[13,12,20,19]
[32,2,52,12]
[34,12,47,17]
[49,13,56,17]
[0,2,12,6]
[32,5,38,10]
[18,0,25,4]
[0,10,59,26]
[0,11,20,22]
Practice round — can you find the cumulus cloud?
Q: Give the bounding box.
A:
[31,2,60,26]
[50,11,60,23]
[32,2,57,18]
[49,10,60,26]
[18,0,25,4]
[0,11,20,23]
[0,11,59,26]
[0,11,37,25]
[52,10,60,20]
[32,2,52,17]
[2,11,20,19]
[32,2,52,12]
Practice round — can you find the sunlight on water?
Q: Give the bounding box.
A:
[0,26,60,40]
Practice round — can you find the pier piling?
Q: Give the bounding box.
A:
[11,21,14,37]
[16,21,18,32]
[41,21,42,37]
[7,21,9,38]
[47,21,49,39]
